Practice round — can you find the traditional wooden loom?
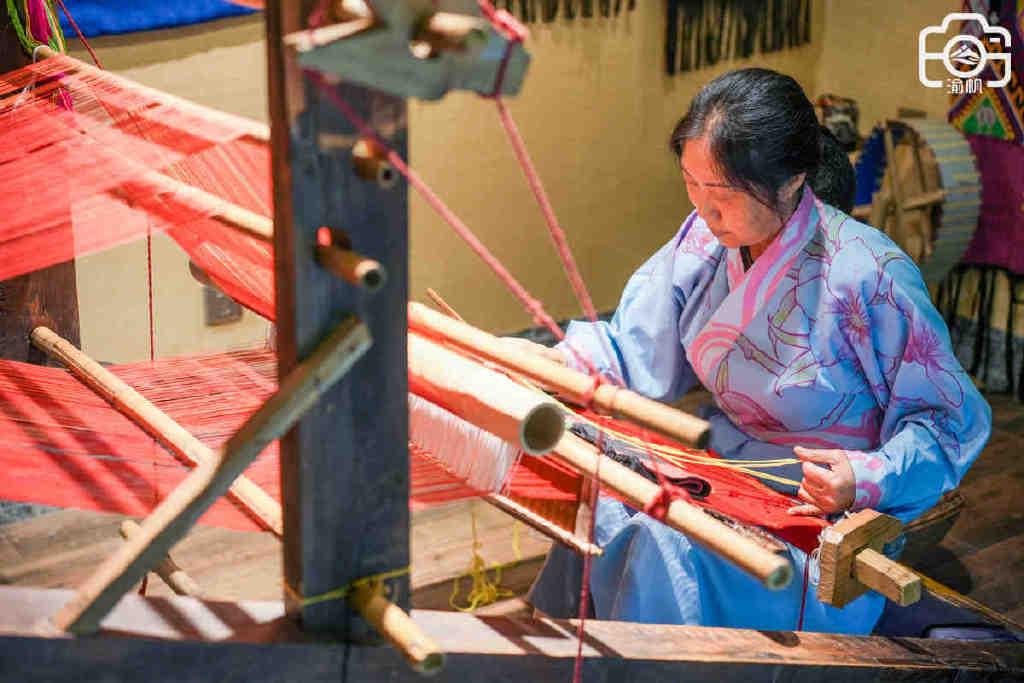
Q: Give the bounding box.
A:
[1,2,1023,680]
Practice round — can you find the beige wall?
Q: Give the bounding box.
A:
[815,1,959,131]
[68,17,269,362]
[69,2,969,359]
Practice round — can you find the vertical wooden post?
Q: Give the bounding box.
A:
[267,1,410,640]
[0,9,80,364]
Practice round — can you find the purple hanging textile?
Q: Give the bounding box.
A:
[960,134,1024,275]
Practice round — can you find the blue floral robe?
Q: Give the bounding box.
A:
[529,188,992,633]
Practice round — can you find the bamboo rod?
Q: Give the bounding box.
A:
[316,243,387,292]
[133,170,273,242]
[482,493,602,557]
[425,288,464,321]
[349,583,445,675]
[553,433,793,590]
[408,332,566,456]
[408,302,710,448]
[119,520,205,598]
[31,326,284,537]
[50,315,372,634]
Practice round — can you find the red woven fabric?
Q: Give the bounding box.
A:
[573,408,827,553]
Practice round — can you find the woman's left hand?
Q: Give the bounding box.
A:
[787,446,856,516]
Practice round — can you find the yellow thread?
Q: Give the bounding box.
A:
[449,505,515,612]
[284,565,411,608]
[514,377,802,487]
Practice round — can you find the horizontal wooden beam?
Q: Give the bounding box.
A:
[49,316,371,635]
[554,433,793,590]
[408,302,710,448]
[3,587,1021,681]
[481,493,601,557]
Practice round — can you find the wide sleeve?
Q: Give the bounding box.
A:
[555,214,715,403]
[845,256,992,524]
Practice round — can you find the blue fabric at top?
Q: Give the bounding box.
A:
[58,1,257,38]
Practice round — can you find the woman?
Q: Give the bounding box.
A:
[526,68,991,634]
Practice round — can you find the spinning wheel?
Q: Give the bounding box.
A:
[852,119,981,284]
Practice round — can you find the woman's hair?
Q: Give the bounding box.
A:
[809,127,856,213]
[669,68,821,213]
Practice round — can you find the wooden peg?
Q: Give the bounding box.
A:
[349,583,445,675]
[119,520,205,599]
[352,138,398,189]
[316,243,387,292]
[817,509,922,608]
[411,12,489,59]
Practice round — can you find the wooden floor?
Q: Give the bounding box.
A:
[1,391,1022,624]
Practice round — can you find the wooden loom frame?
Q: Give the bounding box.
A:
[2,2,1024,680]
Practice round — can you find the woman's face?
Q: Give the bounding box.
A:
[679,137,786,250]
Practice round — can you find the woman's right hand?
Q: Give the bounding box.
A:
[499,337,568,366]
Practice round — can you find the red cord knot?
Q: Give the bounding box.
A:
[477,0,528,43]
[643,483,686,522]
[478,0,528,98]
[579,374,604,410]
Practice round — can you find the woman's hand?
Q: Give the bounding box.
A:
[787,446,856,516]
[499,337,568,366]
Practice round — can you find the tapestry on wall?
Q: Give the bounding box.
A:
[948,0,1024,143]
[664,0,812,75]
[55,0,254,38]
[939,1,1024,400]
[495,0,635,23]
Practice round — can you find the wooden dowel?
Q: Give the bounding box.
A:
[316,243,387,292]
[920,574,1024,634]
[50,316,372,634]
[136,171,274,242]
[349,583,445,675]
[119,520,205,598]
[902,188,945,212]
[412,12,489,58]
[30,326,284,537]
[425,288,464,321]
[352,138,398,189]
[553,433,793,590]
[854,547,921,607]
[408,332,566,456]
[408,302,710,448]
[282,15,376,53]
[852,188,946,222]
[482,493,602,557]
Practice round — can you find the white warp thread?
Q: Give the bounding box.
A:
[408,393,521,493]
